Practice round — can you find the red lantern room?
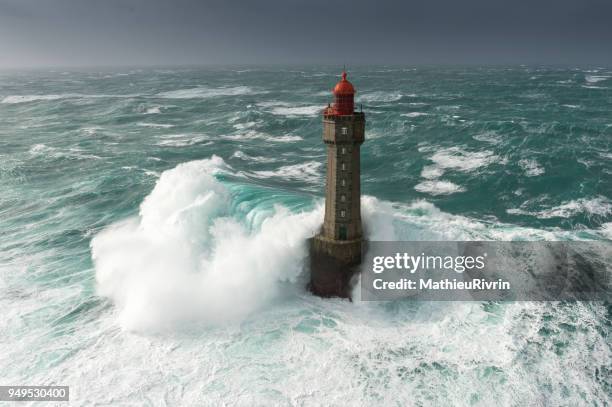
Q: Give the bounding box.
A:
[328,71,355,115]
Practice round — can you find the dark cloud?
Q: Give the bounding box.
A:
[0,0,611,67]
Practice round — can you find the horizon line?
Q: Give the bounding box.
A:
[1,62,611,72]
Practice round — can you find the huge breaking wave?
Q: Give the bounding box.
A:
[91,156,608,332]
[91,156,321,331]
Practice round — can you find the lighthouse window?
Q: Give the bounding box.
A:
[341,194,346,202]
[341,163,346,170]
[341,179,346,187]
[341,127,348,135]
[339,226,347,240]
[341,147,346,154]
[340,210,346,218]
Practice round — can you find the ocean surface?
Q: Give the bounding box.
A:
[0,66,611,405]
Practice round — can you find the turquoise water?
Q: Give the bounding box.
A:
[0,66,610,405]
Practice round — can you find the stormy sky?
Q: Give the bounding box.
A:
[1,0,611,68]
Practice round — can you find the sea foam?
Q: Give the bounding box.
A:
[251,161,323,184]
[137,122,175,129]
[359,91,403,103]
[507,196,612,219]
[156,86,256,99]
[414,180,466,196]
[401,112,429,118]
[1,95,67,104]
[223,130,303,143]
[257,101,321,117]
[1,93,141,104]
[518,159,545,177]
[429,147,500,173]
[155,134,209,147]
[414,147,498,195]
[585,75,610,84]
[473,131,503,145]
[269,106,321,117]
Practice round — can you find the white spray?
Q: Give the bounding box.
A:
[91,156,321,331]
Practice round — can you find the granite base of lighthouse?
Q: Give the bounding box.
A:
[308,235,364,299]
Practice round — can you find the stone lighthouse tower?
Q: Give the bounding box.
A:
[310,71,365,298]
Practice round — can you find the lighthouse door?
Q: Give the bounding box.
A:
[339,226,347,240]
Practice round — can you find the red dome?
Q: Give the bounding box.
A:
[333,71,355,95]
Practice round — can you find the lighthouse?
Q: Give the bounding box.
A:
[309,71,365,298]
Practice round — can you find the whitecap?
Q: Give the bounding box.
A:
[366,130,384,139]
[82,127,102,136]
[256,101,288,108]
[273,135,303,142]
[222,131,269,141]
[157,139,212,147]
[508,197,612,219]
[231,151,278,163]
[1,94,66,104]
[542,198,612,219]
[232,121,260,130]
[435,105,461,111]
[145,107,161,114]
[156,86,258,99]
[1,93,141,104]
[251,162,322,184]
[137,122,175,129]
[29,144,102,160]
[472,131,503,145]
[359,91,402,103]
[156,134,209,147]
[429,147,501,173]
[401,112,429,118]
[417,144,436,153]
[599,152,612,160]
[414,180,466,196]
[578,158,594,168]
[121,166,160,177]
[270,106,321,117]
[420,165,445,179]
[256,101,321,117]
[518,159,545,177]
[585,75,609,83]
[29,143,53,155]
[224,130,302,143]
